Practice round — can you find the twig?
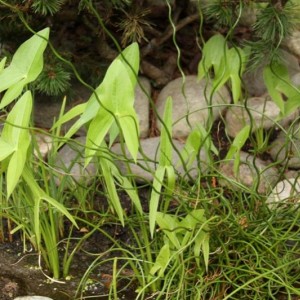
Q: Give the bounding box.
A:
[141,13,199,57]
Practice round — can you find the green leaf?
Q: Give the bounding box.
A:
[85,111,114,166]
[263,63,288,114]
[198,34,227,80]
[51,103,86,130]
[0,57,6,73]
[149,166,166,238]
[0,28,49,108]
[2,91,33,146]
[106,152,143,214]
[225,125,250,160]
[156,212,181,249]
[159,97,173,166]
[118,110,139,162]
[227,47,246,103]
[1,91,32,197]
[7,141,29,197]
[100,156,124,226]
[150,243,170,277]
[118,42,139,87]
[0,139,15,161]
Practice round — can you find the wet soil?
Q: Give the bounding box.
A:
[0,227,139,300]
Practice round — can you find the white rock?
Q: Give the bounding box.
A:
[266,178,300,209]
[270,124,300,169]
[243,50,300,97]
[225,95,298,137]
[156,76,230,139]
[14,297,53,300]
[53,136,96,185]
[218,151,279,194]
[134,77,151,138]
[111,137,209,183]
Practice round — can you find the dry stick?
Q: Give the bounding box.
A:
[141,13,199,57]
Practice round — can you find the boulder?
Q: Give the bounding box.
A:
[218,151,279,194]
[225,95,298,137]
[156,75,231,139]
[111,136,209,183]
[270,123,300,169]
[53,136,96,185]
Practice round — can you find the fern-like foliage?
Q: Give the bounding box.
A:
[247,0,300,68]
[34,64,71,96]
[31,0,65,15]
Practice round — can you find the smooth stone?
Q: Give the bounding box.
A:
[283,30,300,59]
[225,95,298,137]
[33,132,53,159]
[269,124,300,169]
[218,151,279,194]
[243,50,300,97]
[156,76,231,139]
[53,136,96,185]
[266,178,300,209]
[134,77,151,138]
[111,137,209,183]
[291,72,300,86]
[14,297,53,300]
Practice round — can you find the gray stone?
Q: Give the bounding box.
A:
[14,297,53,300]
[53,136,96,185]
[266,177,300,209]
[225,95,298,137]
[156,76,231,139]
[270,124,300,169]
[218,151,279,194]
[111,137,209,183]
[134,77,151,138]
[291,72,300,86]
[283,30,300,59]
[243,50,300,97]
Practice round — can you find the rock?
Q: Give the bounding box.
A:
[14,297,53,300]
[225,95,298,137]
[283,30,300,59]
[218,151,279,194]
[134,77,151,138]
[266,178,300,209]
[291,72,300,86]
[53,136,96,185]
[111,137,209,183]
[239,6,258,27]
[33,132,53,159]
[243,50,300,97]
[269,123,300,169]
[156,76,231,139]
